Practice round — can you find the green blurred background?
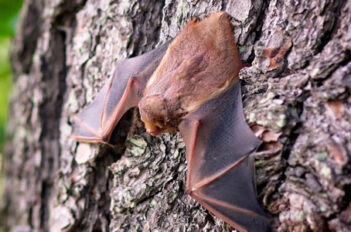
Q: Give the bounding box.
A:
[0,0,23,156]
[0,0,23,212]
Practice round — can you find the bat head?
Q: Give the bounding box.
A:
[138,94,176,135]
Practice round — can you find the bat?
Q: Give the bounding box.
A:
[72,11,270,232]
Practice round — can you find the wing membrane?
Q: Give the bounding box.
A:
[179,82,270,232]
[72,41,171,143]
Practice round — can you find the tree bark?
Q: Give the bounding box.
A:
[2,0,351,231]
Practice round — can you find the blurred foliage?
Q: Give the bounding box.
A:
[0,0,23,153]
[0,0,22,224]
[0,39,12,153]
[0,0,23,37]
[0,0,22,217]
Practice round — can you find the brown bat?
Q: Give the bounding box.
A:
[72,11,270,232]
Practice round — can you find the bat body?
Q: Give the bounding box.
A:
[73,12,270,232]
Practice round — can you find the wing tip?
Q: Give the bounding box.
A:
[70,134,103,144]
[71,114,106,140]
[194,194,271,232]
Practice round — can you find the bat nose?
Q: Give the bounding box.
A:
[147,128,160,136]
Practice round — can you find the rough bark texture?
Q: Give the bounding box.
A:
[1,0,351,231]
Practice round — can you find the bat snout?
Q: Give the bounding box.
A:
[146,128,161,136]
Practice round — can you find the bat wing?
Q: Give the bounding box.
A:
[72,41,171,143]
[179,82,270,232]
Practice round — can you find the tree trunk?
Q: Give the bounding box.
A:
[2,0,351,231]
